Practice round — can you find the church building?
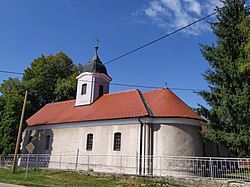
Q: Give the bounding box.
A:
[22,46,206,175]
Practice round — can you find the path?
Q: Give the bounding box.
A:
[0,183,24,187]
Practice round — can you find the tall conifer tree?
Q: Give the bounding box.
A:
[199,0,250,157]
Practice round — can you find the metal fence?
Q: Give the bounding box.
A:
[0,154,249,181]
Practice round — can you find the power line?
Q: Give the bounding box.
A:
[0,70,207,91]
[111,83,206,91]
[0,70,23,75]
[104,11,217,65]
[78,80,207,92]
[0,11,217,92]
[0,12,217,70]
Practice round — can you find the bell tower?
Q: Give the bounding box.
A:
[75,45,112,106]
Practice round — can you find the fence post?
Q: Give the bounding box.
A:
[135,152,138,175]
[3,155,6,166]
[87,155,90,170]
[120,156,122,174]
[75,149,79,170]
[36,154,39,168]
[159,157,162,177]
[59,155,62,169]
[25,153,30,179]
[209,158,213,179]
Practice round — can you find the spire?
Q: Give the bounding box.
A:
[75,40,112,106]
[164,82,168,89]
[95,45,99,56]
[95,37,100,56]
[81,38,110,77]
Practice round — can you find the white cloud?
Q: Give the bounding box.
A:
[183,0,201,15]
[145,1,165,18]
[135,0,222,36]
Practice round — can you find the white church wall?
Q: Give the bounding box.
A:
[76,124,139,173]
[153,123,203,157]
[24,123,140,156]
[23,121,140,173]
[152,123,203,176]
[35,123,140,156]
[22,118,204,175]
[79,124,139,156]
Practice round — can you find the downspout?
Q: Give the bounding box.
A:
[138,117,143,175]
[137,89,154,175]
[137,90,154,175]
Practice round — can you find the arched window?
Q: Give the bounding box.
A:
[81,84,87,95]
[86,133,93,150]
[45,135,50,150]
[113,132,121,151]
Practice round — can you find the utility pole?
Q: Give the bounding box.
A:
[12,90,28,172]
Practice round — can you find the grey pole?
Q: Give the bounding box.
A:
[12,90,28,172]
[75,149,79,170]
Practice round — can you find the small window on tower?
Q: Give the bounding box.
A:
[99,85,104,97]
[81,84,87,95]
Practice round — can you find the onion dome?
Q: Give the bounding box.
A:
[82,46,109,77]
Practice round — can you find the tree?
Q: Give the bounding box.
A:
[239,17,250,73]
[54,64,83,101]
[0,52,82,154]
[23,52,81,111]
[199,0,250,157]
[0,78,26,154]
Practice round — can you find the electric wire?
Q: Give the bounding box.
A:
[0,11,217,92]
[104,11,217,65]
[0,70,23,75]
[77,80,208,91]
[0,70,207,91]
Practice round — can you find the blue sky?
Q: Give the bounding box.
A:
[0,0,227,108]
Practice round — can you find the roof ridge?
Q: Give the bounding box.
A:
[166,89,200,113]
[46,99,76,105]
[137,90,154,117]
[145,88,196,111]
[143,87,166,93]
[106,89,139,95]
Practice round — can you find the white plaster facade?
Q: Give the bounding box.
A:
[22,117,203,175]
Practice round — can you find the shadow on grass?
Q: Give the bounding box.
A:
[0,168,186,187]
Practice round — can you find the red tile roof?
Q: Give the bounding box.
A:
[143,89,204,120]
[27,88,204,126]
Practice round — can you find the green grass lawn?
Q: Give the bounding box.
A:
[0,168,186,187]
